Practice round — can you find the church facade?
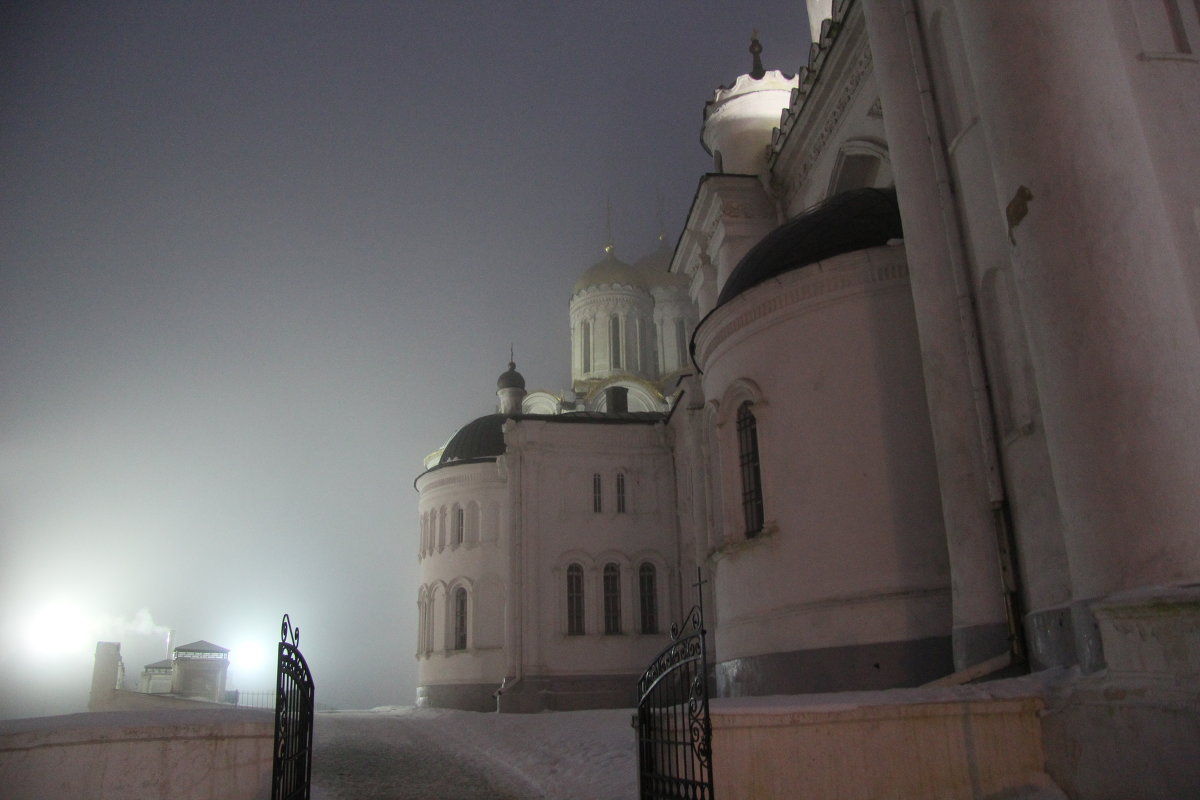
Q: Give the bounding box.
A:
[413,5,1200,788]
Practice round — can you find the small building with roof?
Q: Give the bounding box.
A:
[136,639,231,704]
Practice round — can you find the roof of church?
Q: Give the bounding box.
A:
[439,413,509,464]
[572,249,646,294]
[716,186,902,307]
[144,658,174,670]
[428,410,666,473]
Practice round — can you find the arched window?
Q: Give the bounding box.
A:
[453,506,464,546]
[628,316,638,371]
[610,315,622,370]
[452,587,468,651]
[417,592,427,654]
[639,563,658,634]
[616,472,626,513]
[567,563,585,635]
[593,472,602,513]
[737,401,764,537]
[603,563,621,634]
[675,318,688,370]
[582,321,592,374]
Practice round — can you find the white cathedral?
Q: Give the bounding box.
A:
[414,1,1199,793]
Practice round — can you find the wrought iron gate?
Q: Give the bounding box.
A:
[636,582,714,800]
[272,614,315,800]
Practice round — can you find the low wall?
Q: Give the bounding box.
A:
[0,708,274,800]
[91,687,235,713]
[710,681,1064,800]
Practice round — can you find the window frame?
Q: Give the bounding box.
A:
[737,401,765,537]
[638,562,658,634]
[452,586,468,651]
[566,563,585,635]
[609,315,622,370]
[602,562,622,634]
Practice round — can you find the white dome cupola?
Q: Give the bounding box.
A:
[570,244,656,394]
[701,33,798,176]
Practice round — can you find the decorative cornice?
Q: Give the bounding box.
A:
[789,46,873,194]
[694,246,908,369]
[771,1,874,207]
[419,466,504,494]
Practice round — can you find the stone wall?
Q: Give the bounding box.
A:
[0,708,273,800]
[710,683,1063,800]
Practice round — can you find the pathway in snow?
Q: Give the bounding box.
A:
[310,707,636,800]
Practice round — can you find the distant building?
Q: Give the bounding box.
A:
[139,659,173,694]
[137,640,230,704]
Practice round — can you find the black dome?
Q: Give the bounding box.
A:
[497,362,525,390]
[717,186,902,307]
[439,414,507,465]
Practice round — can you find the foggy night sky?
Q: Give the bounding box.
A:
[0,1,807,718]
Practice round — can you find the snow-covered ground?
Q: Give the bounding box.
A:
[311,706,637,800]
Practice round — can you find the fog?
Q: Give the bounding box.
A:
[0,1,806,719]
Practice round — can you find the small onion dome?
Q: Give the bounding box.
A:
[572,248,646,295]
[634,245,690,291]
[438,414,507,465]
[717,186,902,307]
[497,361,525,390]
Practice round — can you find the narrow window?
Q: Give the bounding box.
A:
[737,401,765,537]
[628,316,638,371]
[616,473,626,513]
[453,507,464,546]
[610,315,622,369]
[675,318,688,369]
[427,597,434,652]
[639,563,658,634]
[603,563,621,634]
[582,321,591,374]
[452,587,468,651]
[593,472,602,512]
[417,595,426,653]
[567,564,585,635]
[649,320,659,374]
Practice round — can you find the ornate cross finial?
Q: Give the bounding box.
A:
[656,189,667,246]
[749,30,765,79]
[509,342,515,367]
[604,196,614,254]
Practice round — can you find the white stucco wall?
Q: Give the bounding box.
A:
[415,459,509,696]
[504,418,679,685]
[694,245,950,665]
